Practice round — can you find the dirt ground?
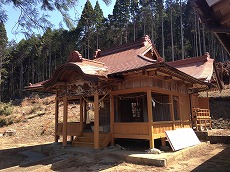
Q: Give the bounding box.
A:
[0,95,230,171]
[0,134,230,172]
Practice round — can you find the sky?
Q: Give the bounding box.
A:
[4,0,115,42]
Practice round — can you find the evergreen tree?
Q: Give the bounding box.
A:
[0,21,8,102]
[93,1,104,49]
[112,0,131,44]
[77,0,95,59]
[129,0,140,41]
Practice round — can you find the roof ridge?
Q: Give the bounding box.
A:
[167,53,211,67]
[96,35,152,58]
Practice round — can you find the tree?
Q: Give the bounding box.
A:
[0,0,111,37]
[180,0,184,59]
[0,21,8,102]
[93,1,104,49]
[77,0,95,59]
[165,0,175,61]
[112,0,131,44]
[129,0,139,41]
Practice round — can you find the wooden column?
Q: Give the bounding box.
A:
[94,92,100,149]
[147,90,154,148]
[178,95,183,127]
[54,96,59,142]
[161,137,166,147]
[169,95,175,130]
[110,95,115,146]
[80,97,83,133]
[84,99,87,123]
[62,94,68,146]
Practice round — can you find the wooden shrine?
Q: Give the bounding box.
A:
[25,36,222,149]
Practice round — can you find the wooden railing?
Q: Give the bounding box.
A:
[113,122,149,139]
[56,122,81,136]
[192,108,211,131]
[152,121,173,138]
[113,120,192,140]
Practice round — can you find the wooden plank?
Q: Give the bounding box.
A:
[147,90,154,148]
[165,128,200,151]
[153,133,166,139]
[94,92,99,149]
[113,123,149,135]
[111,87,151,95]
[110,95,115,146]
[113,134,149,139]
[62,94,68,146]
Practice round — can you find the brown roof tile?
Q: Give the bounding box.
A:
[94,35,161,75]
[167,53,214,82]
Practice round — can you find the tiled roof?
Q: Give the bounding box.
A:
[94,35,161,75]
[25,37,221,91]
[167,53,214,82]
[25,51,109,90]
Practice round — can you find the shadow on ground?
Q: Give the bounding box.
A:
[0,143,123,171]
[192,145,230,172]
[0,143,58,170]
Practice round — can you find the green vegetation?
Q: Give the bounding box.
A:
[0,102,13,116]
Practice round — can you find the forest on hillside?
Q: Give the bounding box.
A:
[0,0,229,102]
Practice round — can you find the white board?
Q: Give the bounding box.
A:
[165,128,200,151]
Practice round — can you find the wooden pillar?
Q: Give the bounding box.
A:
[54,96,59,142]
[161,137,166,147]
[178,95,183,127]
[147,90,154,148]
[62,94,68,146]
[80,97,83,133]
[84,100,87,123]
[94,92,100,149]
[110,95,115,146]
[169,95,175,130]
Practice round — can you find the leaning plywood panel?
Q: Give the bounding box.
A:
[165,128,200,151]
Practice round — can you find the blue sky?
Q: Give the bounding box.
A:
[4,0,115,42]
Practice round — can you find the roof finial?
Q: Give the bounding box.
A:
[143,35,152,45]
[204,52,210,59]
[67,51,83,62]
[94,49,101,59]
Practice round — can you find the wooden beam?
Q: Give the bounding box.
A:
[169,95,175,130]
[62,94,68,146]
[212,0,230,11]
[55,95,59,142]
[220,12,230,24]
[148,70,157,76]
[161,137,166,147]
[147,90,154,148]
[164,76,172,80]
[94,92,100,149]
[113,134,149,139]
[185,83,193,88]
[110,95,115,146]
[111,87,151,95]
[80,97,83,133]
[177,96,182,128]
[111,86,187,96]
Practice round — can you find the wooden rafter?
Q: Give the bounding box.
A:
[220,12,230,24]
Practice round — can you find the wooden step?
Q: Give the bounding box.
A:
[72,132,111,149]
